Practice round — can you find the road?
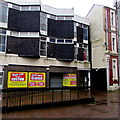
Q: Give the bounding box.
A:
[2,90,120,119]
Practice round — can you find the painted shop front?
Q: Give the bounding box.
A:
[3,65,90,89]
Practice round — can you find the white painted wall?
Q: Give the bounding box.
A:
[0,53,90,70]
[41,4,74,16]
[74,15,89,25]
[87,5,105,41]
[87,4,106,68]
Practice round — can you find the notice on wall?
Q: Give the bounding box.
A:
[28,72,46,88]
[63,74,77,87]
[7,72,28,88]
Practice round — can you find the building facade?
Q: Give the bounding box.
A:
[0,0,91,89]
[87,4,119,91]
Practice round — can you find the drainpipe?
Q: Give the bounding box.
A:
[114,0,120,88]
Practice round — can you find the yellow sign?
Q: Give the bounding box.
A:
[7,72,28,88]
[28,72,46,88]
[63,74,77,87]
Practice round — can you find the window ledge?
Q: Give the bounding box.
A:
[105,51,118,55]
[112,78,118,81]
[0,52,19,57]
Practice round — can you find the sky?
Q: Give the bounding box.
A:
[41,0,115,17]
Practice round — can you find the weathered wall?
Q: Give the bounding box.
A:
[87,5,106,68]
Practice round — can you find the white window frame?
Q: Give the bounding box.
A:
[56,39,73,44]
[40,12,47,35]
[19,32,39,37]
[0,29,7,52]
[39,37,47,57]
[111,33,117,53]
[112,59,118,80]
[110,10,116,31]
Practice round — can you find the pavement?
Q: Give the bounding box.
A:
[2,89,120,119]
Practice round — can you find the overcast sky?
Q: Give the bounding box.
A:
[41,0,115,17]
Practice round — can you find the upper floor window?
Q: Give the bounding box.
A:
[83,25,88,43]
[40,12,47,34]
[112,38,115,51]
[83,44,89,61]
[111,12,114,26]
[40,37,47,56]
[74,23,77,38]
[50,38,56,43]
[110,10,116,31]
[111,34,117,53]
[57,39,73,44]
[0,3,8,23]
[0,28,7,52]
[75,43,89,61]
[57,39,64,43]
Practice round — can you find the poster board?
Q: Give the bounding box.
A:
[63,74,77,87]
[7,71,28,88]
[28,72,46,88]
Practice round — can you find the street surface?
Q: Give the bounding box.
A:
[2,90,120,119]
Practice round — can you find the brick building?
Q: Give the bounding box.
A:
[87,4,119,91]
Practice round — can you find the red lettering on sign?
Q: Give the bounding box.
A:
[10,73,25,81]
[29,82,36,86]
[38,82,44,86]
[30,73,44,81]
[70,81,76,85]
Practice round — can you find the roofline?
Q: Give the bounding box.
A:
[86,4,115,17]
[86,4,96,17]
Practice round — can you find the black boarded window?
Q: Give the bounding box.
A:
[18,38,40,58]
[40,37,47,56]
[56,44,74,61]
[8,9,40,32]
[77,27,83,43]
[47,42,56,58]
[6,36,18,54]
[48,19,74,39]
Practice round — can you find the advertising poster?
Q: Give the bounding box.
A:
[7,71,28,88]
[63,74,77,87]
[28,72,46,88]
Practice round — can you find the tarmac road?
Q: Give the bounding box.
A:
[2,89,120,119]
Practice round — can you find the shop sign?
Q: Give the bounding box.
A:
[63,74,77,87]
[7,72,28,88]
[28,72,46,88]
